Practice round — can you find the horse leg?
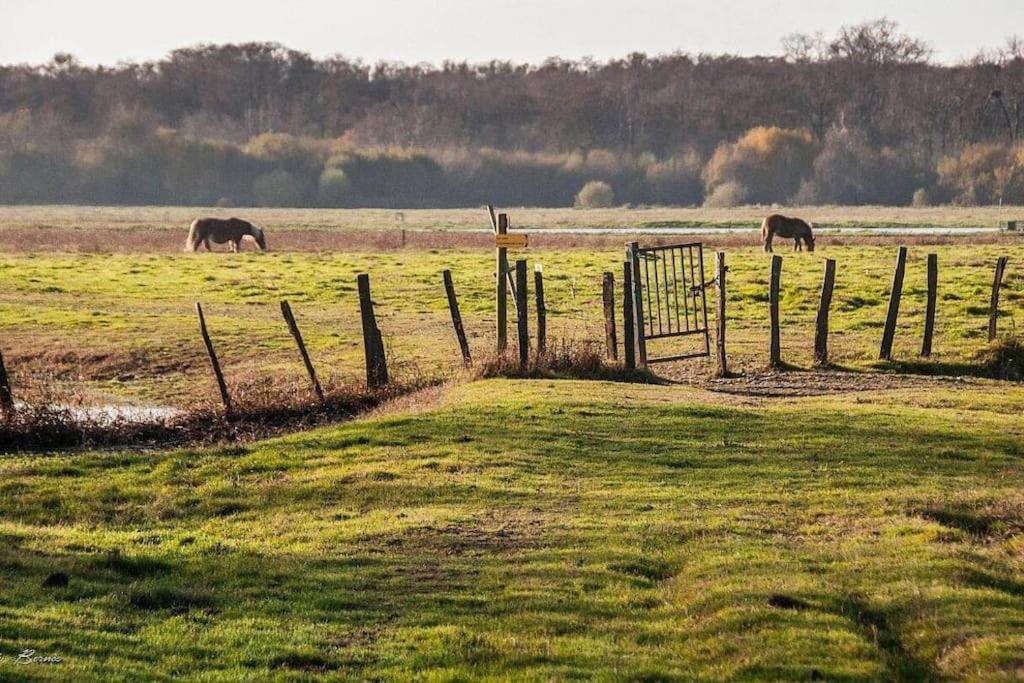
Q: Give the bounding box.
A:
[794,238,801,252]
[203,238,211,252]
[230,240,239,253]
[763,232,773,253]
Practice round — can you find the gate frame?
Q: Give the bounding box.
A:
[626,241,711,366]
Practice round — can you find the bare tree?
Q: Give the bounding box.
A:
[827,19,932,65]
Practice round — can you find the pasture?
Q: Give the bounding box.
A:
[0,206,1022,679]
[0,207,1020,407]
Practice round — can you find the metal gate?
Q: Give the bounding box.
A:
[626,241,711,365]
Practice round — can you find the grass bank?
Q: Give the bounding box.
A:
[0,379,1021,679]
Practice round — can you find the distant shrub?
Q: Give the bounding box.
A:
[938,143,1024,205]
[805,129,874,204]
[791,180,818,205]
[244,133,326,171]
[911,188,931,207]
[796,129,927,206]
[644,152,704,205]
[574,180,615,208]
[703,181,749,208]
[704,126,816,204]
[329,149,444,207]
[318,168,352,207]
[252,170,305,207]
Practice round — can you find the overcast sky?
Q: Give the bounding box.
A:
[2,0,1022,66]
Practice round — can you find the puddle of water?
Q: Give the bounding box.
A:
[16,402,182,425]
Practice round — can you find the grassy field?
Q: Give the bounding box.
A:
[0,241,1020,406]
[1,206,1022,678]
[2,204,1024,234]
[0,379,1021,679]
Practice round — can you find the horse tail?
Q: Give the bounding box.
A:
[184,219,200,252]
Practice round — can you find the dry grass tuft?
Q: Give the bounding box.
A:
[470,338,658,383]
[973,336,1024,381]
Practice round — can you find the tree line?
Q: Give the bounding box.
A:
[1,19,1023,207]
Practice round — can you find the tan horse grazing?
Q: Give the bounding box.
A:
[761,214,815,253]
[185,217,267,253]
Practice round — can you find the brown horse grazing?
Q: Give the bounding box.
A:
[185,217,267,253]
[760,214,815,253]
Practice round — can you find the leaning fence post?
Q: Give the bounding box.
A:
[0,349,13,415]
[602,271,618,360]
[768,254,783,368]
[715,252,728,377]
[988,256,1009,342]
[879,246,908,360]
[623,261,636,370]
[921,254,938,357]
[442,270,472,366]
[814,258,837,366]
[280,300,324,402]
[534,264,547,355]
[195,302,232,416]
[515,259,529,368]
[357,273,388,388]
[627,242,647,367]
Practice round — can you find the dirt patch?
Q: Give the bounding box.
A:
[700,369,984,398]
[383,510,548,558]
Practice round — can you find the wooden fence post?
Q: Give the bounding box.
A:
[534,264,546,355]
[357,273,388,388]
[515,259,529,368]
[988,256,1009,342]
[602,271,618,360]
[623,261,636,370]
[195,302,232,416]
[442,270,472,366]
[879,246,908,360]
[769,254,783,368]
[496,213,509,353]
[921,254,938,357]
[715,252,728,377]
[280,300,324,402]
[814,258,837,366]
[627,242,647,367]
[0,349,13,415]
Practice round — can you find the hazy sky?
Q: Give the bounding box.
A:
[2,0,1022,66]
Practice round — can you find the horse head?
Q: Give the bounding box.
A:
[805,222,816,252]
[249,224,268,251]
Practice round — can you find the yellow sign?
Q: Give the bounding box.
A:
[495,233,529,248]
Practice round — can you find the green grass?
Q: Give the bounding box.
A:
[0,242,1021,405]
[0,379,1021,679]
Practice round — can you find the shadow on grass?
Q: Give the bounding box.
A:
[870,336,1024,381]
[836,593,939,682]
